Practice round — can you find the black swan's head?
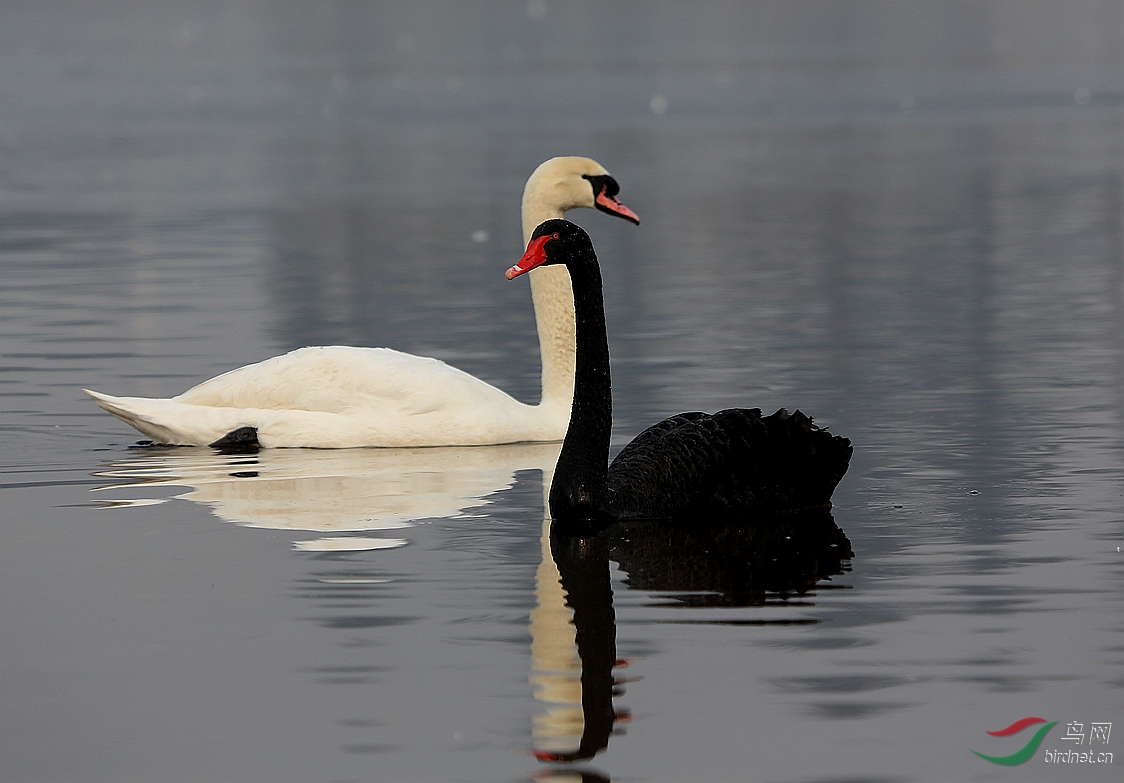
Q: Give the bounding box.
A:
[505,219,595,280]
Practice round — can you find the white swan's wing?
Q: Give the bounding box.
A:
[177,345,522,415]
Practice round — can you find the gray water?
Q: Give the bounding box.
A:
[2,2,1122,782]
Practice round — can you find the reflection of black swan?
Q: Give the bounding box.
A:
[506,220,852,530]
[608,511,853,606]
[535,511,852,766]
[534,531,626,765]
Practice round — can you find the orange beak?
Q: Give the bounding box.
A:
[595,187,640,225]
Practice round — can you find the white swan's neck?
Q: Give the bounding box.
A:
[522,191,576,411]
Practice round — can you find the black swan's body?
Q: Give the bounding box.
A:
[506,219,852,529]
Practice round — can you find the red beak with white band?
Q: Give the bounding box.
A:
[505,232,559,279]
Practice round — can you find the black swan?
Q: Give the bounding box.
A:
[506,219,852,529]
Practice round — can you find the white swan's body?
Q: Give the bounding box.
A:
[86,346,559,448]
[85,157,637,448]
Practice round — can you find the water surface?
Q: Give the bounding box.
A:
[2,2,1122,782]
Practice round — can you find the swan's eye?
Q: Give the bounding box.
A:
[551,232,560,240]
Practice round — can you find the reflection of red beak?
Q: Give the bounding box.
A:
[505,233,553,279]
[595,187,640,225]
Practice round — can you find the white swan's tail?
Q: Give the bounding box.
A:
[83,389,250,446]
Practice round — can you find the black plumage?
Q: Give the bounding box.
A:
[608,407,852,522]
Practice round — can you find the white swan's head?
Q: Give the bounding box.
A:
[523,156,640,226]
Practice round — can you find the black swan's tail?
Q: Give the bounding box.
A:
[720,407,852,512]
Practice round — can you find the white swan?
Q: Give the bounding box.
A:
[84,157,639,448]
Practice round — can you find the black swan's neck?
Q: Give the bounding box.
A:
[549,249,612,523]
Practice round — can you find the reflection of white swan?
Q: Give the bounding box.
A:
[531,516,583,749]
[93,443,561,550]
[94,445,608,750]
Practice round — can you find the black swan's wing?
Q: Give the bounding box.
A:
[605,411,728,519]
[610,410,712,465]
[606,408,852,522]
